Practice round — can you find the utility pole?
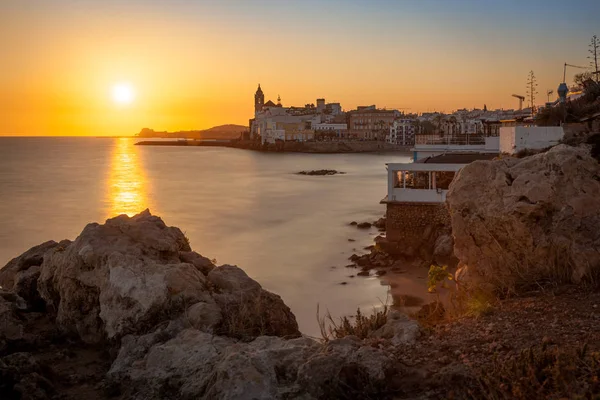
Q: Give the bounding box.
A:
[526,70,538,114]
[589,34,599,83]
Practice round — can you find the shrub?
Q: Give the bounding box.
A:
[317,304,388,342]
[427,265,453,293]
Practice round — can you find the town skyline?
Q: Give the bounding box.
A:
[1,0,599,136]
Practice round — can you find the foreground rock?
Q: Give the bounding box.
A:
[297,169,345,176]
[0,210,418,399]
[447,145,600,291]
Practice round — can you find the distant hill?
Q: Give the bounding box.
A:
[137,124,247,139]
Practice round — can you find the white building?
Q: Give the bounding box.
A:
[250,85,344,143]
[499,126,564,154]
[388,119,416,145]
[313,123,348,138]
[411,137,500,161]
[385,162,466,203]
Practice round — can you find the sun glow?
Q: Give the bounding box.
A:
[106,138,149,217]
[111,83,135,105]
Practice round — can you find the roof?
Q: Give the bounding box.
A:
[264,100,277,107]
[421,153,498,164]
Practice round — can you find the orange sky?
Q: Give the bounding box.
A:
[1,0,598,136]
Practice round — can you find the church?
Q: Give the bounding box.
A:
[249,84,346,143]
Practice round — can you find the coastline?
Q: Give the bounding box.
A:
[135,139,413,153]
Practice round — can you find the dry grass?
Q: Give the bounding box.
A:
[317,303,389,342]
[217,295,269,340]
[466,344,600,400]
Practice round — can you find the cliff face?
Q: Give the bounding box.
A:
[446,145,600,292]
[0,211,417,399]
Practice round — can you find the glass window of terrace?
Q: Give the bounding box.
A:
[394,170,457,190]
[394,171,429,189]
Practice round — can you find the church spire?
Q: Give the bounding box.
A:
[254,84,265,114]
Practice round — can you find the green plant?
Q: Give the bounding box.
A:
[427,264,453,293]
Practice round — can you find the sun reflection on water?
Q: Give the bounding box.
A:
[106,138,148,218]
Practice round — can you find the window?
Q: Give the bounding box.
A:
[403,171,430,189]
[434,171,456,190]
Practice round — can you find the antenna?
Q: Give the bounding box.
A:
[589,35,599,83]
[563,63,587,83]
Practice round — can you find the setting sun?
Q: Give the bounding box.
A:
[111,83,135,105]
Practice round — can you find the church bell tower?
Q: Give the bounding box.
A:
[254,84,264,114]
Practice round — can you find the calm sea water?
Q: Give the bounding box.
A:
[0,137,412,336]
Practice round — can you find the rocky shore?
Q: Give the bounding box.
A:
[2,143,600,399]
[0,211,419,400]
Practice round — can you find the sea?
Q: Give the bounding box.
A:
[0,137,416,336]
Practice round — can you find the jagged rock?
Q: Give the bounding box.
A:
[0,352,55,400]
[183,301,222,332]
[447,145,600,290]
[370,310,420,346]
[373,217,386,231]
[179,251,215,275]
[13,266,44,311]
[297,336,399,399]
[433,234,453,258]
[30,210,298,343]
[0,211,419,399]
[357,222,372,229]
[297,170,344,176]
[0,240,59,290]
[0,292,26,348]
[36,210,196,343]
[110,328,400,400]
[209,265,300,338]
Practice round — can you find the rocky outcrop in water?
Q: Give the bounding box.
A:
[447,145,600,291]
[296,169,345,176]
[0,210,419,399]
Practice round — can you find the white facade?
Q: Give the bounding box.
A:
[386,163,466,203]
[326,103,342,115]
[388,120,416,145]
[313,123,347,137]
[255,107,320,144]
[499,126,564,154]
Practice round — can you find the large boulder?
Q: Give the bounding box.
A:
[0,291,28,352]
[208,265,299,338]
[31,210,299,343]
[109,328,401,399]
[447,145,600,291]
[0,241,59,291]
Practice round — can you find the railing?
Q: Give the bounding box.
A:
[415,135,486,145]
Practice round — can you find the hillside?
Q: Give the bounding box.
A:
[137,124,247,139]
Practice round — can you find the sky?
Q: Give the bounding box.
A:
[0,0,599,136]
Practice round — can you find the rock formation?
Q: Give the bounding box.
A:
[0,210,419,399]
[447,145,600,291]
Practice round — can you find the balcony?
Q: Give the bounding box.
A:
[384,163,466,204]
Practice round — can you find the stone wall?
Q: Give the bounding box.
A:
[382,202,451,258]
